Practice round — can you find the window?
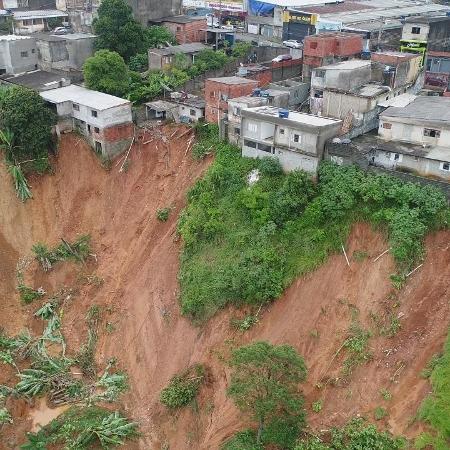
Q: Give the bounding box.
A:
[177,26,181,31]
[32,18,42,25]
[190,109,196,116]
[440,162,450,171]
[20,51,28,57]
[292,134,301,143]
[244,140,257,148]
[394,153,400,161]
[382,122,392,129]
[220,92,228,101]
[257,143,273,153]
[95,141,102,153]
[279,129,285,135]
[87,124,91,133]
[94,127,100,133]
[390,153,403,162]
[91,110,98,118]
[31,49,35,54]
[247,122,257,133]
[73,103,79,111]
[310,42,317,49]
[315,69,325,78]
[424,128,440,138]
[210,91,215,98]
[233,106,241,116]
[411,26,421,34]
[234,127,240,136]
[22,19,32,26]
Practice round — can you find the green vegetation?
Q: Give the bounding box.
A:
[374,406,388,421]
[416,328,450,450]
[92,0,145,61]
[222,429,263,450]
[160,364,205,408]
[21,406,137,449]
[32,235,91,271]
[77,306,101,378]
[178,125,448,322]
[227,342,307,446]
[352,250,368,261]
[230,314,259,331]
[232,41,253,58]
[17,281,44,304]
[0,407,12,425]
[156,207,171,222]
[295,418,405,449]
[342,321,372,376]
[312,400,323,413]
[0,86,56,201]
[84,50,131,97]
[380,389,392,400]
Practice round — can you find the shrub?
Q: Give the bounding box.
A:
[160,365,205,408]
[374,406,388,420]
[222,430,263,450]
[156,207,171,222]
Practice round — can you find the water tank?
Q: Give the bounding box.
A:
[279,109,289,119]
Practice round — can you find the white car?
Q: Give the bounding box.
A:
[283,39,303,49]
[272,54,293,62]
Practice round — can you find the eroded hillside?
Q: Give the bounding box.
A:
[0,130,449,449]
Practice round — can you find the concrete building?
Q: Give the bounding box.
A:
[424,50,450,95]
[0,35,38,75]
[2,69,70,91]
[302,32,363,81]
[127,0,182,26]
[241,105,342,173]
[13,10,68,34]
[269,77,309,107]
[35,32,95,74]
[40,84,134,158]
[205,76,258,123]
[148,42,207,71]
[327,95,450,183]
[401,15,450,58]
[150,15,207,44]
[145,96,205,122]
[227,91,289,145]
[4,0,56,9]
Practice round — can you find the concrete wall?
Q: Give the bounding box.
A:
[268,79,309,106]
[178,104,204,121]
[378,119,450,147]
[312,64,371,91]
[402,23,430,42]
[127,0,182,26]
[0,38,37,74]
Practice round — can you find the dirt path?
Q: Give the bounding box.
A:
[0,131,449,449]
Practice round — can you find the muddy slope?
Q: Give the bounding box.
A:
[0,132,449,449]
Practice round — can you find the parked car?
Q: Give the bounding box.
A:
[272,54,293,62]
[53,26,72,35]
[282,39,302,49]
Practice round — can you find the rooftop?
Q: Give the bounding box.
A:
[316,60,371,71]
[248,0,332,7]
[154,15,206,23]
[0,35,33,41]
[207,76,258,85]
[13,10,68,20]
[380,96,450,124]
[41,85,130,110]
[243,105,342,127]
[34,32,96,42]
[145,100,178,111]
[228,95,268,106]
[149,42,207,56]
[355,83,390,97]
[378,93,416,108]
[3,70,68,91]
[372,51,418,59]
[404,14,450,24]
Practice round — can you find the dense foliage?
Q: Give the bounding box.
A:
[92,0,144,61]
[227,342,307,446]
[178,125,449,321]
[21,407,137,449]
[160,364,205,408]
[144,25,177,49]
[83,50,131,97]
[0,85,55,168]
[416,327,450,450]
[295,418,405,449]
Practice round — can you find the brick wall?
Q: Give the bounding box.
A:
[102,122,134,142]
[163,19,207,44]
[304,32,362,58]
[205,79,258,123]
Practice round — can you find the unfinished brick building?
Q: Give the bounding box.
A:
[205,76,258,124]
[152,15,207,44]
[302,32,363,80]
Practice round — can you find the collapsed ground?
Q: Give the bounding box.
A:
[0,128,449,449]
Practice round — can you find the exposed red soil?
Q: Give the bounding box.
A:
[0,130,449,449]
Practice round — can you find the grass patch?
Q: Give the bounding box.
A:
[76,305,101,378]
[312,400,323,413]
[160,364,205,409]
[416,328,450,449]
[178,125,449,322]
[342,321,372,376]
[21,406,137,449]
[374,406,388,421]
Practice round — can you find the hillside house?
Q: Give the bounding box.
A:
[241,106,342,173]
[148,42,207,71]
[41,85,133,158]
[13,10,68,34]
[150,15,206,44]
[0,35,38,75]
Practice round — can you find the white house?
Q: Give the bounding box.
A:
[0,35,38,75]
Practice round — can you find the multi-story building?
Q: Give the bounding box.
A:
[0,35,38,75]
[205,76,258,124]
[240,105,342,173]
[148,43,207,71]
[41,84,134,158]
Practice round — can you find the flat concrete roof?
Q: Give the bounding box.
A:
[243,105,341,127]
[13,10,68,19]
[378,93,417,108]
[4,70,67,91]
[155,15,206,23]
[35,32,96,42]
[228,95,267,105]
[150,42,207,56]
[145,100,178,111]
[0,34,33,41]
[317,60,371,71]
[41,85,130,110]
[207,76,257,85]
[380,96,450,124]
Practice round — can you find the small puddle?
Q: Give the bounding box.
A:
[29,397,70,432]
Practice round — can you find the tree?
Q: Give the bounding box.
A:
[0,85,55,167]
[92,0,144,61]
[144,26,176,48]
[227,341,307,445]
[128,53,148,72]
[83,50,130,97]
